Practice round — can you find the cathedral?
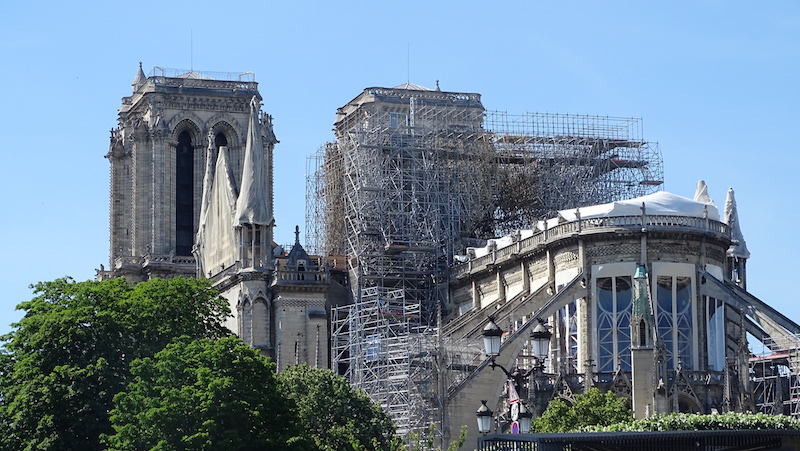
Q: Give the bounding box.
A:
[99,64,328,370]
[98,65,800,446]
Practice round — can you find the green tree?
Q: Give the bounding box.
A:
[278,364,397,451]
[533,387,632,432]
[404,423,467,451]
[585,411,800,432]
[105,336,302,451]
[0,277,230,451]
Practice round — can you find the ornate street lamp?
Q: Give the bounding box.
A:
[518,402,533,434]
[478,317,553,437]
[476,400,494,435]
[530,321,552,369]
[482,317,503,357]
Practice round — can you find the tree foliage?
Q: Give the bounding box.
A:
[533,388,632,433]
[278,364,397,451]
[0,277,230,451]
[583,411,800,432]
[404,423,467,451]
[105,336,301,451]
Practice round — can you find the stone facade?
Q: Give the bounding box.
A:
[100,65,329,367]
[443,192,800,445]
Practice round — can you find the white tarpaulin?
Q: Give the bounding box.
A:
[195,147,239,275]
[467,191,720,259]
[557,191,719,222]
[235,96,271,226]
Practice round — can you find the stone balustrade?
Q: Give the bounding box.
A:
[275,269,328,283]
[452,214,730,279]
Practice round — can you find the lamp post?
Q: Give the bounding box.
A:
[518,402,533,434]
[476,400,494,435]
[476,317,552,435]
[530,322,551,370]
[481,317,552,380]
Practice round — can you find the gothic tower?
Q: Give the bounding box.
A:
[102,64,329,366]
[103,64,274,281]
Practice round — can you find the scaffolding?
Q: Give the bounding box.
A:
[331,288,439,436]
[308,86,664,438]
[750,335,800,417]
[483,111,662,233]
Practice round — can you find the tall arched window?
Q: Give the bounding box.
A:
[596,276,633,372]
[176,131,194,256]
[215,132,228,148]
[656,275,694,369]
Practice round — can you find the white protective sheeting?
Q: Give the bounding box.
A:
[235,96,271,226]
[195,147,239,276]
[724,188,750,258]
[693,179,715,206]
[557,191,720,222]
[466,190,720,259]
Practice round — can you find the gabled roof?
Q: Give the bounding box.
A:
[285,226,314,268]
[393,82,433,91]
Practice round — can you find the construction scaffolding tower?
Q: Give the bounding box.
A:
[307,86,664,438]
[750,335,800,418]
[331,287,440,436]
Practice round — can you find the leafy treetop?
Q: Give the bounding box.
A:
[0,277,230,451]
[533,388,632,433]
[582,411,800,432]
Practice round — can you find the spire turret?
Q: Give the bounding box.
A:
[236,96,271,226]
[693,179,715,205]
[724,188,749,259]
[631,265,655,349]
[132,62,146,93]
[725,188,749,288]
[235,96,273,269]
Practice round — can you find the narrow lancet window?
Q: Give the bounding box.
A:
[176,131,194,255]
[639,320,647,347]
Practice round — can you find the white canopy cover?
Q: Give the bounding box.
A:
[469,190,720,259]
[558,191,720,222]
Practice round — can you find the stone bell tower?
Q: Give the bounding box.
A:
[102,64,275,281]
[101,64,330,366]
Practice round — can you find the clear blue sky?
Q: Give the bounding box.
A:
[1,1,798,336]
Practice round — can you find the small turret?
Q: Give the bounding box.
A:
[631,265,655,349]
[724,188,749,288]
[236,96,274,270]
[630,264,659,419]
[131,62,146,93]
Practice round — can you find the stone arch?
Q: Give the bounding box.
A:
[677,393,702,413]
[251,297,270,349]
[551,373,577,405]
[168,115,204,144]
[206,114,243,146]
[165,115,205,256]
[208,118,244,188]
[610,367,633,402]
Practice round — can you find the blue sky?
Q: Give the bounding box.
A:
[1,1,798,336]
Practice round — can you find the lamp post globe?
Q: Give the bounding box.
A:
[530,322,552,364]
[518,402,533,434]
[482,318,503,357]
[476,400,494,435]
